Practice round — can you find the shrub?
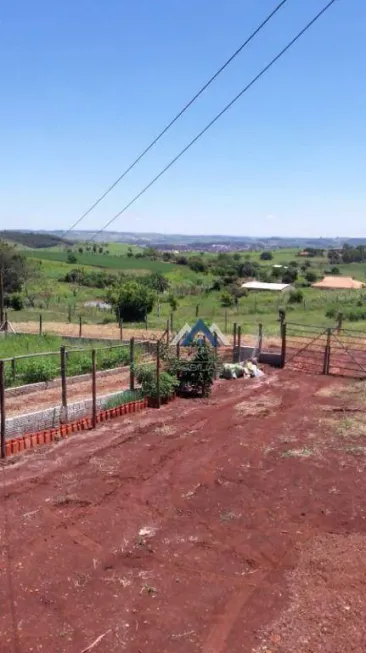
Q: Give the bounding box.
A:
[288,289,304,304]
[260,251,273,261]
[9,293,24,311]
[135,364,178,400]
[20,359,58,384]
[168,343,216,398]
[109,280,155,322]
[220,291,234,308]
[325,307,337,319]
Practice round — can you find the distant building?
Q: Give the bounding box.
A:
[312,276,365,290]
[241,281,293,292]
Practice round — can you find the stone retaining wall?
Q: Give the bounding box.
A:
[5,388,133,440]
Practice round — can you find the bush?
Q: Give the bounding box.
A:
[135,364,178,400]
[9,293,24,311]
[288,289,304,304]
[260,251,273,261]
[220,290,234,308]
[168,343,216,398]
[305,270,317,283]
[325,307,337,319]
[109,280,155,322]
[20,359,58,384]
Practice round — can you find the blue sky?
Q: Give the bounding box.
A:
[1,0,365,237]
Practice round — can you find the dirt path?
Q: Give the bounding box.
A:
[1,371,366,652]
[5,368,131,417]
[14,320,163,341]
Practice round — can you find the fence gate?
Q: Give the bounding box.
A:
[285,323,329,374]
[328,328,366,378]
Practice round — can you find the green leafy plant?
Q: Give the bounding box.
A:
[135,364,178,400]
[168,343,216,398]
[20,359,58,384]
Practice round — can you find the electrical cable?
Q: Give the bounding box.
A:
[88,0,339,241]
[61,0,290,238]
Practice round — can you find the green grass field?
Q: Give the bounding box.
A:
[4,242,366,340]
[25,248,176,273]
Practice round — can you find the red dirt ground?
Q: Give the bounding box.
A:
[1,370,366,652]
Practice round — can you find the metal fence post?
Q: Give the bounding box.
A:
[280,323,287,369]
[92,349,97,428]
[129,337,135,391]
[156,341,161,409]
[0,361,5,459]
[60,346,67,414]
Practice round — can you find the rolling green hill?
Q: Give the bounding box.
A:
[0,231,73,249]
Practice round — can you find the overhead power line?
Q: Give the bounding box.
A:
[88,0,339,242]
[61,0,290,238]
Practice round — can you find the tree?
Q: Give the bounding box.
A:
[92,244,97,253]
[282,268,298,284]
[305,270,317,283]
[98,247,103,254]
[67,250,77,264]
[78,247,84,254]
[330,266,340,275]
[168,294,179,311]
[127,247,134,258]
[0,241,28,295]
[220,290,234,308]
[188,257,207,273]
[146,272,169,293]
[260,251,273,261]
[109,280,155,322]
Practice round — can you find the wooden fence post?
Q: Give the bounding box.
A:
[156,341,161,409]
[280,323,287,369]
[337,312,343,334]
[224,310,228,334]
[323,328,332,375]
[68,304,72,323]
[91,349,97,429]
[79,315,82,338]
[11,357,16,384]
[258,323,263,353]
[170,312,174,332]
[0,361,5,459]
[129,337,135,391]
[213,331,218,378]
[166,320,170,344]
[145,311,148,331]
[196,304,199,318]
[232,322,237,363]
[119,320,123,341]
[176,342,180,359]
[39,313,43,335]
[60,346,67,411]
[237,326,241,363]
